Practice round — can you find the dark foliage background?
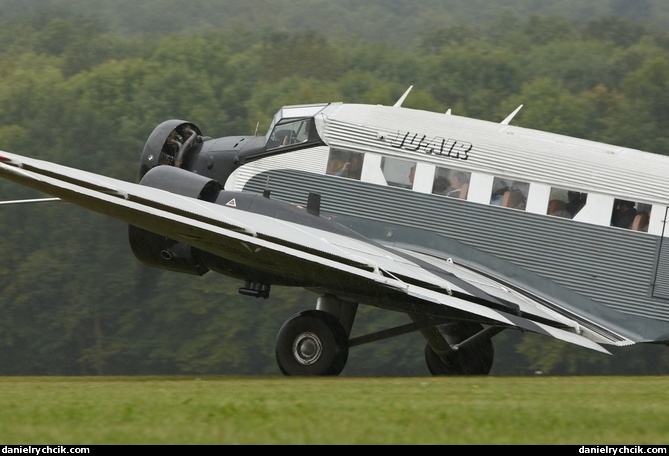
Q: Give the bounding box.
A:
[1,0,669,376]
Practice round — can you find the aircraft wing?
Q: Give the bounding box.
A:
[0,150,633,353]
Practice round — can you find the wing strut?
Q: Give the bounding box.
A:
[0,197,60,205]
[348,318,442,347]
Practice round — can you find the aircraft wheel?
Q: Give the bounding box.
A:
[275,309,349,376]
[424,336,494,376]
[424,344,458,375]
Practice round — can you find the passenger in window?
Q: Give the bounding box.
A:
[566,191,587,217]
[446,171,469,199]
[499,182,528,210]
[333,154,363,179]
[490,180,509,205]
[611,200,637,229]
[432,176,450,194]
[502,188,526,209]
[547,199,571,218]
[334,162,352,176]
[631,210,650,232]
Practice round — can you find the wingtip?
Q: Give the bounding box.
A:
[0,151,20,166]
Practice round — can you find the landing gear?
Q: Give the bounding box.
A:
[423,323,495,376]
[275,309,349,376]
[275,304,498,376]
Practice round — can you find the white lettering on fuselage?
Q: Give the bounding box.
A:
[388,130,471,160]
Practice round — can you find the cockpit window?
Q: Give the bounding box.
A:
[266,118,311,149]
[265,103,329,140]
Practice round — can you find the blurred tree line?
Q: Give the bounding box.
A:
[1,6,669,376]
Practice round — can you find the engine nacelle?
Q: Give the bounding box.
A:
[128,165,223,275]
[139,119,202,180]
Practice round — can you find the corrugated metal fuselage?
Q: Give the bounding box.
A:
[225,103,669,337]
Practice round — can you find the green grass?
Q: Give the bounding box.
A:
[0,376,667,444]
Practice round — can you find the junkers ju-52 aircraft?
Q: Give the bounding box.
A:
[2,86,669,376]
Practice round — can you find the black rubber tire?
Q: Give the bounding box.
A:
[424,324,495,376]
[275,309,349,376]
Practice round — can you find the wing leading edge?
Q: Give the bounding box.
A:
[0,151,629,353]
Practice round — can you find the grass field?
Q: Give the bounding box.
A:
[0,376,668,444]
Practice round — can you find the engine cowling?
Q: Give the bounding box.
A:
[128,165,223,275]
[139,120,202,180]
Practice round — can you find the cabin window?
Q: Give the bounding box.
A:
[432,167,470,199]
[546,188,587,219]
[380,156,416,189]
[326,149,364,180]
[610,199,651,231]
[491,178,529,210]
